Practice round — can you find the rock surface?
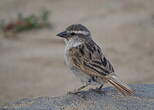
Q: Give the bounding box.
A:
[1,84,154,110]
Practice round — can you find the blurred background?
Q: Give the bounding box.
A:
[0,0,154,103]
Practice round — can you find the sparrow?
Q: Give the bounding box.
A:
[57,24,134,95]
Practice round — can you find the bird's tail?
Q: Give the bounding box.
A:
[106,75,134,96]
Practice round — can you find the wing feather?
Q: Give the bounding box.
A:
[68,40,114,77]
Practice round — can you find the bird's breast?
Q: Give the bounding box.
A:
[64,39,83,66]
[64,49,70,66]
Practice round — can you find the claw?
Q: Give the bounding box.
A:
[67,83,90,94]
[67,91,79,95]
[91,84,104,94]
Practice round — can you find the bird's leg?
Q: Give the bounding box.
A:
[67,83,90,94]
[90,84,105,94]
[98,84,104,90]
[77,84,89,91]
[93,84,104,93]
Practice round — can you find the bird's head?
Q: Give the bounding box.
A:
[56,24,91,41]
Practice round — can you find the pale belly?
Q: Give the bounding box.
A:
[65,52,103,85]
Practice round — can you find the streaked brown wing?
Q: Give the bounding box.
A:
[68,40,114,77]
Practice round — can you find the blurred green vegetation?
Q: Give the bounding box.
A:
[0,9,51,34]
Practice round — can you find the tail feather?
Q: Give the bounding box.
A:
[106,75,134,96]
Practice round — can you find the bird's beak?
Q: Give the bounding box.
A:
[56,31,68,38]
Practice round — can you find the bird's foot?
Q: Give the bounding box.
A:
[91,84,105,94]
[67,84,89,95]
[91,88,105,94]
[67,89,81,95]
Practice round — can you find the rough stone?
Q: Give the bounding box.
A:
[1,84,154,110]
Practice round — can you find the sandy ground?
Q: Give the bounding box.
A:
[0,0,154,103]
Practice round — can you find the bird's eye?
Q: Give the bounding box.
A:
[71,32,75,35]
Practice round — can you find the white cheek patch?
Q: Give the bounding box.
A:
[68,30,89,36]
[73,42,82,47]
